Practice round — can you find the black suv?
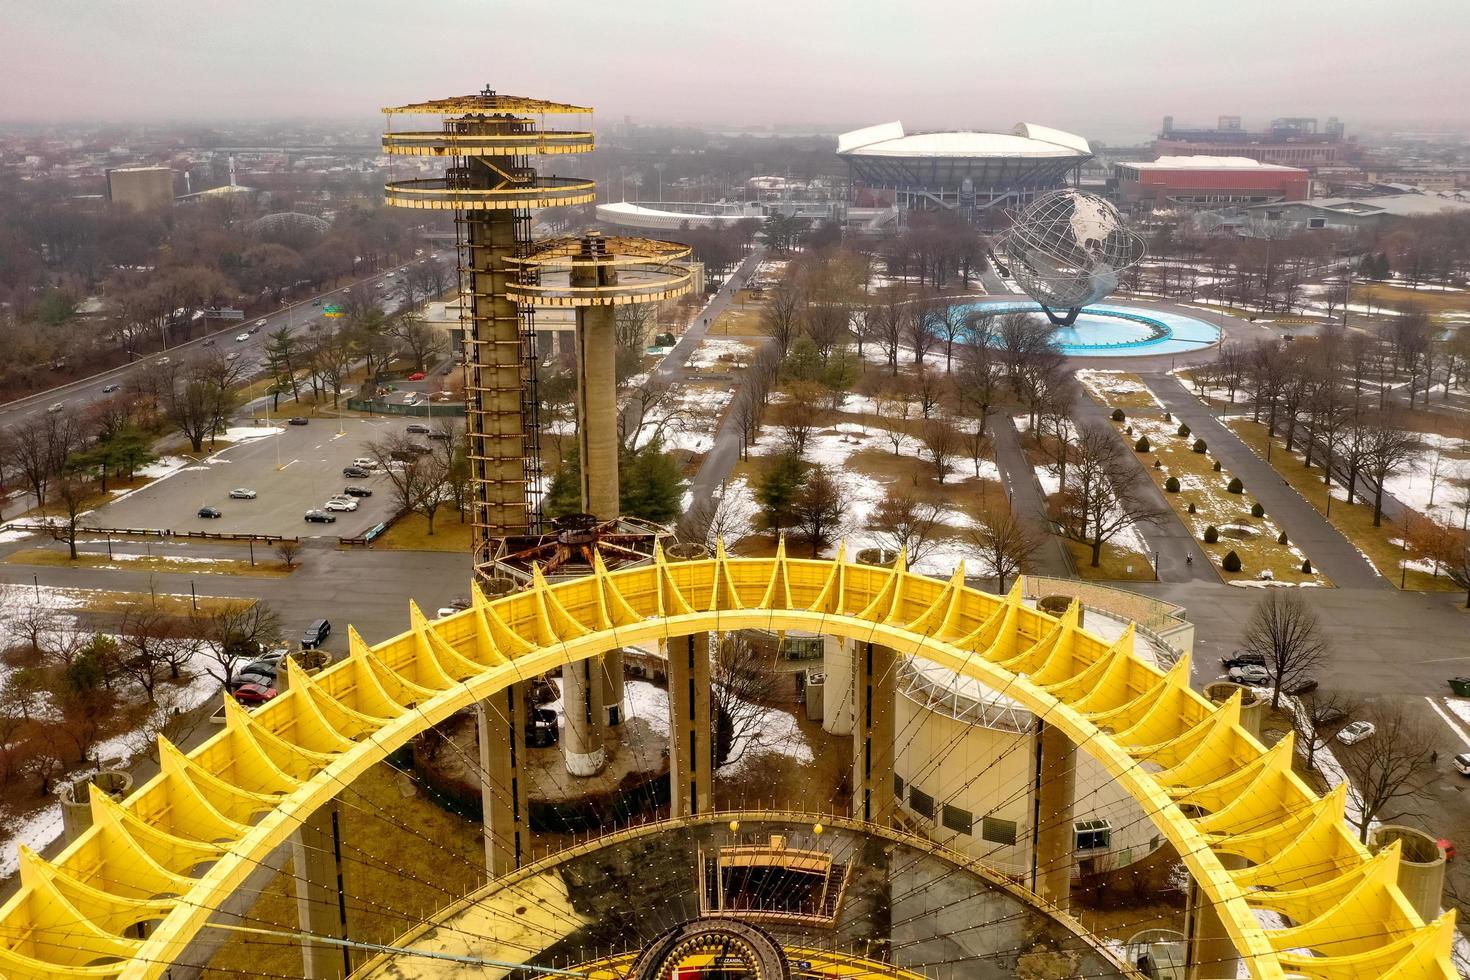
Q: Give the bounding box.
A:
[302,618,331,649]
[406,422,431,434]
[343,465,370,478]
[342,485,373,498]
[1221,650,1267,670]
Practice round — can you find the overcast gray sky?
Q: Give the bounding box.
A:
[4,0,1467,139]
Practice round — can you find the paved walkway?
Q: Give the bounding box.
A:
[1144,373,1386,590]
[1067,395,1216,585]
[987,412,1073,577]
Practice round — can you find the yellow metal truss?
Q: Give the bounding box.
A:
[0,546,1455,979]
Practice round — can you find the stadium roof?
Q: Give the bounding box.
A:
[1133,155,1306,172]
[837,121,1091,159]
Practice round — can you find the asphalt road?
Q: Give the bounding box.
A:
[89,417,410,537]
[0,253,456,430]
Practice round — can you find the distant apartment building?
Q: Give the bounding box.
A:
[106,166,174,210]
[1114,156,1309,211]
[1154,115,1348,169]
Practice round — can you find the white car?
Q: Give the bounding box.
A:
[1453,753,1470,776]
[254,318,267,327]
[225,351,240,361]
[1228,665,1271,686]
[1337,721,1376,745]
[323,497,358,512]
[46,402,64,414]
[351,457,379,470]
[228,488,257,499]
[235,333,250,342]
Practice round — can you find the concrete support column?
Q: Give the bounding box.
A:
[1031,720,1077,912]
[821,635,854,736]
[561,657,606,777]
[668,631,712,817]
[291,799,351,980]
[601,648,625,727]
[1185,854,1244,980]
[574,287,620,522]
[475,684,529,877]
[852,641,896,825]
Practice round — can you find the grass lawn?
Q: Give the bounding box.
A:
[77,590,252,617]
[1065,539,1157,582]
[1353,282,1470,316]
[5,548,293,578]
[1120,416,1329,587]
[712,302,767,338]
[373,512,474,552]
[1228,419,1459,592]
[206,762,486,978]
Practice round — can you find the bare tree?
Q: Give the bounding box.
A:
[759,281,804,357]
[275,539,301,570]
[969,505,1043,593]
[1060,422,1167,568]
[115,607,201,702]
[195,601,283,688]
[920,418,961,484]
[1293,689,1362,772]
[775,381,826,458]
[1241,590,1330,710]
[791,463,850,557]
[390,312,449,373]
[365,433,453,534]
[867,486,946,565]
[711,632,781,768]
[1362,415,1422,527]
[3,410,82,507]
[875,384,915,455]
[48,471,92,560]
[676,489,759,551]
[1335,703,1438,844]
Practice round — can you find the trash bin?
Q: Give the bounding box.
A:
[1449,677,1470,697]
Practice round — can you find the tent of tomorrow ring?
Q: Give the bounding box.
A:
[0,548,1455,979]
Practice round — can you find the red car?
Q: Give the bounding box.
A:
[408,371,426,381]
[232,683,278,707]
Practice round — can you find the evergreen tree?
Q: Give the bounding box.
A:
[756,452,805,534]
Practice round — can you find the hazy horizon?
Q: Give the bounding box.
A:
[5,0,1470,141]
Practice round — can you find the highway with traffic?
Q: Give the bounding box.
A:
[0,251,457,431]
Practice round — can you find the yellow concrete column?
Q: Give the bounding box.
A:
[1031,720,1077,912]
[821,635,855,736]
[475,684,529,877]
[852,641,896,824]
[291,799,351,979]
[1186,855,1244,979]
[668,631,712,816]
[574,293,620,521]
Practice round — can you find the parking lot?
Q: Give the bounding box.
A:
[93,418,417,538]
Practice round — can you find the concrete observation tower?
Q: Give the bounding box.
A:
[382,89,693,786]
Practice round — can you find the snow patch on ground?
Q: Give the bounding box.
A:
[1076,370,1164,410]
[687,337,758,371]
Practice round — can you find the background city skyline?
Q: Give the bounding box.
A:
[4,0,1469,140]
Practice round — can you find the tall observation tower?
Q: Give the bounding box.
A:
[382,88,691,582]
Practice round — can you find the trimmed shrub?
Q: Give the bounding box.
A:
[1203,525,1219,544]
[1222,550,1242,573]
[1177,423,1191,437]
[1251,502,1265,518]
[1213,460,1223,472]
[1154,458,1163,469]
[1227,476,1244,494]
[1277,530,1289,545]
[1110,408,1125,422]
[1165,476,1181,493]
[1164,411,1172,422]
[1193,439,1207,453]
[1135,436,1150,452]
[1187,501,1197,514]
[1301,558,1313,574]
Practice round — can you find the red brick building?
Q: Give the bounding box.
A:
[1113,156,1309,212]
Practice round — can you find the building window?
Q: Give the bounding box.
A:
[1309,217,1326,229]
[980,816,1017,846]
[1075,819,1112,852]
[908,786,935,819]
[941,805,973,835]
[1266,211,1283,221]
[894,774,904,798]
[782,636,823,661]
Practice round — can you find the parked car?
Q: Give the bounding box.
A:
[225,351,240,361]
[197,506,223,519]
[227,667,276,692]
[324,497,357,512]
[407,371,426,381]
[428,430,452,441]
[1337,721,1376,745]
[1452,753,1470,776]
[249,323,263,334]
[1228,665,1271,686]
[351,457,379,470]
[101,383,121,394]
[342,486,373,498]
[525,707,558,747]
[254,318,267,327]
[301,618,332,649]
[304,509,337,523]
[1286,677,1319,696]
[243,649,289,675]
[231,683,277,707]
[1221,650,1266,670]
[288,417,309,425]
[235,332,250,342]
[155,356,170,365]
[201,337,216,347]
[46,402,64,414]
[312,298,321,307]
[228,487,257,499]
[1317,705,1350,727]
[406,422,431,434]
[342,466,370,479]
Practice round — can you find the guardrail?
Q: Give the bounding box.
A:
[0,521,297,545]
